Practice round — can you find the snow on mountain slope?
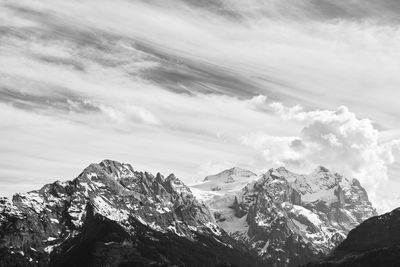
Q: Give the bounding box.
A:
[203,167,257,183]
[0,160,265,267]
[192,167,257,196]
[191,167,258,236]
[191,166,377,267]
[0,161,376,267]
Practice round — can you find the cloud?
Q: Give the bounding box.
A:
[85,101,161,125]
[1,0,400,214]
[241,101,400,212]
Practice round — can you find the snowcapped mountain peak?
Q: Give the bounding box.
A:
[193,165,377,266]
[97,159,135,180]
[191,167,258,201]
[203,167,256,183]
[269,166,300,183]
[2,160,266,267]
[0,160,378,267]
[190,168,259,239]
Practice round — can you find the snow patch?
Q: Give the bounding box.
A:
[49,218,59,223]
[205,222,222,236]
[290,204,323,226]
[92,196,129,222]
[44,245,57,254]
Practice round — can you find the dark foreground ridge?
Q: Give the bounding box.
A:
[304,208,400,267]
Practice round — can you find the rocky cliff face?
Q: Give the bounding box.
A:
[305,208,400,267]
[194,166,377,267]
[0,160,377,267]
[0,160,264,267]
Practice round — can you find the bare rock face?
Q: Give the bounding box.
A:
[195,166,377,267]
[0,161,377,267]
[242,167,376,266]
[305,208,400,267]
[0,160,264,267]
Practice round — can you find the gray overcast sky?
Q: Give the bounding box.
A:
[1,0,400,213]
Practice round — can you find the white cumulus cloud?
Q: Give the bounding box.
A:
[242,101,400,212]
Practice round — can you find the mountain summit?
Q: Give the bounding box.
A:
[242,167,376,266]
[203,167,257,183]
[194,166,377,266]
[0,160,263,267]
[0,161,376,267]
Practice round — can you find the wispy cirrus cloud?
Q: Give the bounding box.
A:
[1,0,400,212]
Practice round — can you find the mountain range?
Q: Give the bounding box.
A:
[0,160,385,267]
[191,165,376,266]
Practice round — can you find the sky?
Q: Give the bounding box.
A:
[1,0,400,213]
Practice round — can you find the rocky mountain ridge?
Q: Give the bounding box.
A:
[0,160,377,267]
[0,160,263,267]
[194,165,377,266]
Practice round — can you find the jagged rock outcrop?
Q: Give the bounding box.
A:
[0,160,264,267]
[305,208,400,267]
[0,161,378,267]
[193,165,377,267]
[240,166,376,266]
